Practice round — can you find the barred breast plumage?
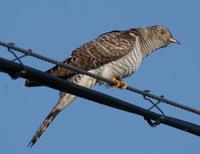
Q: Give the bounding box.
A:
[95,34,143,81]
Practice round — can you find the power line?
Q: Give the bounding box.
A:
[0,40,200,116]
[0,57,200,137]
[0,40,200,137]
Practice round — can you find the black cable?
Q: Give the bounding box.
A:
[0,57,200,137]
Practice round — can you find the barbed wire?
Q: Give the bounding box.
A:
[0,40,200,117]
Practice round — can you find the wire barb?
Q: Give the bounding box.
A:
[143,90,165,116]
[142,90,165,127]
[6,43,27,79]
[12,54,28,62]
[148,95,164,110]
[144,115,165,127]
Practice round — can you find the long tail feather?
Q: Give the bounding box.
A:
[28,73,97,147]
[28,93,76,147]
[28,109,60,147]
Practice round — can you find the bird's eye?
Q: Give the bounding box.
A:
[160,29,166,35]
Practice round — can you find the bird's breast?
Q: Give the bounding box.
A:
[96,43,143,80]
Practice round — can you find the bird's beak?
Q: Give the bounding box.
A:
[169,37,180,45]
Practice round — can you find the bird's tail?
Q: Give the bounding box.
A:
[28,74,97,147]
[28,93,76,147]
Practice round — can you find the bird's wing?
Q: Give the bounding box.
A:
[25,30,137,87]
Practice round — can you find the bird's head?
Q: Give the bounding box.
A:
[137,25,180,57]
[148,25,180,47]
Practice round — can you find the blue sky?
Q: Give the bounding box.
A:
[0,0,199,153]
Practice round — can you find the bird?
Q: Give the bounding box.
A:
[25,25,180,147]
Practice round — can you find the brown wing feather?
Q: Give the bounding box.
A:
[50,30,136,76]
[25,30,136,87]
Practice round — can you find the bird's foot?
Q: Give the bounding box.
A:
[111,77,128,89]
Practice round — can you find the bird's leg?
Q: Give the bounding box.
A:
[111,77,128,89]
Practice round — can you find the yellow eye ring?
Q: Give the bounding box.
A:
[160,29,166,35]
